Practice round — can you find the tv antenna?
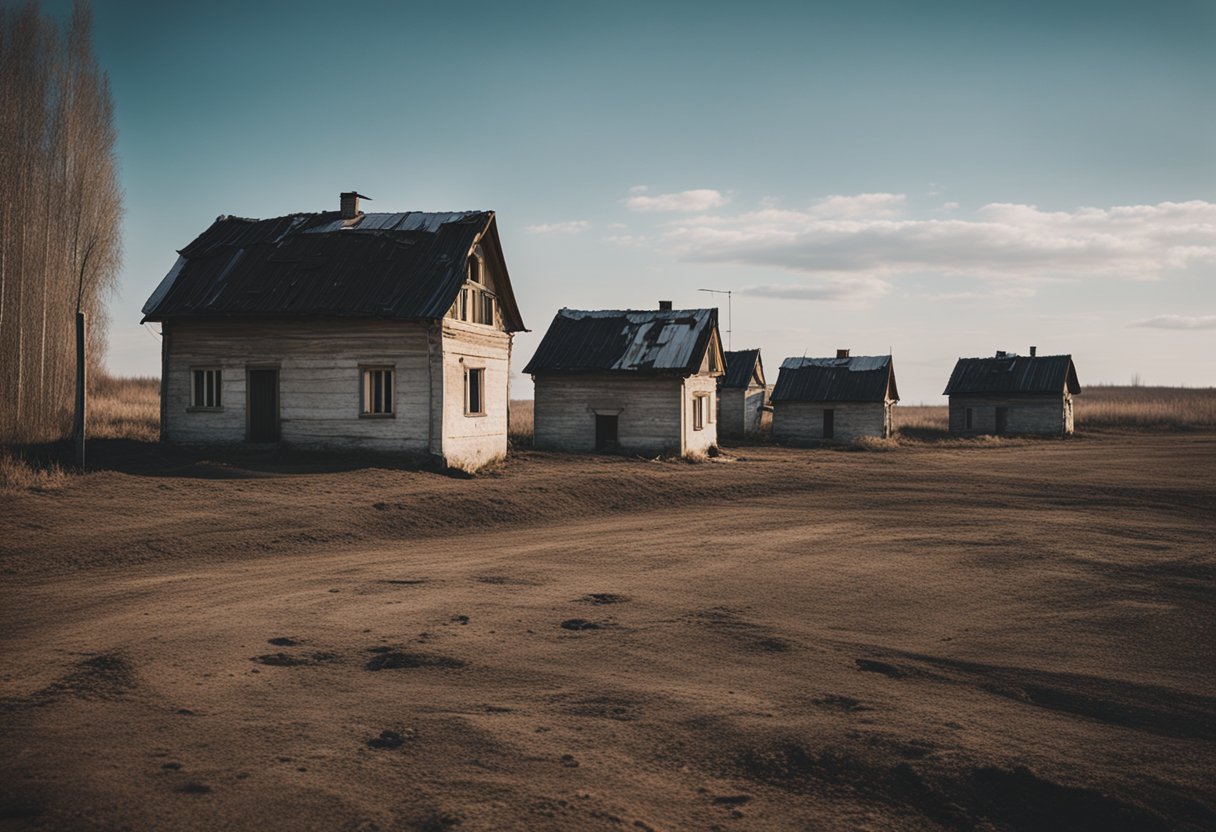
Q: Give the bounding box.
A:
[697,288,732,351]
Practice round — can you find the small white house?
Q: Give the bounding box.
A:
[771,350,898,442]
[718,348,769,439]
[141,192,527,471]
[524,304,725,457]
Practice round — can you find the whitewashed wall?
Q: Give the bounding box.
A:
[682,374,719,455]
[772,401,891,443]
[439,318,511,470]
[947,393,1072,435]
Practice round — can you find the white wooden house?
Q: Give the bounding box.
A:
[524,304,725,457]
[771,350,898,442]
[140,193,526,471]
[945,348,1080,436]
[718,348,769,439]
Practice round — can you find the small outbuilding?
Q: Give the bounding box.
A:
[717,349,769,439]
[771,350,898,443]
[944,348,1080,436]
[140,192,526,471]
[524,304,725,456]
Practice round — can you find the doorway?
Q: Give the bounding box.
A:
[247,368,280,442]
[595,414,618,450]
[995,406,1008,435]
[823,408,835,439]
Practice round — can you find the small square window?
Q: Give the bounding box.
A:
[362,367,394,416]
[466,367,485,415]
[190,368,222,409]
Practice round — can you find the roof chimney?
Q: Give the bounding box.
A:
[658,300,673,311]
[996,350,1007,358]
[836,348,850,359]
[340,191,370,219]
[1029,345,1037,357]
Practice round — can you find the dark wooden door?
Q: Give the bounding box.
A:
[995,406,1008,435]
[248,369,279,442]
[595,414,618,450]
[823,408,835,439]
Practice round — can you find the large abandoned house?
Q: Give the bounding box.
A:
[944,349,1080,436]
[140,192,526,470]
[771,350,898,443]
[718,348,769,438]
[524,304,725,457]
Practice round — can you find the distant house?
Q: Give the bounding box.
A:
[140,192,526,470]
[771,350,898,443]
[717,348,769,439]
[944,348,1080,436]
[524,303,725,456]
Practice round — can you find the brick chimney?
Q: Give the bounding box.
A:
[996,350,1007,358]
[1030,345,1037,357]
[659,300,673,311]
[340,191,371,219]
[836,348,850,359]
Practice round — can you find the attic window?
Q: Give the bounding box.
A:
[468,245,484,284]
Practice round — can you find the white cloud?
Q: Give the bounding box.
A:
[742,277,891,302]
[1134,314,1216,330]
[525,220,589,235]
[661,198,1216,282]
[626,187,729,213]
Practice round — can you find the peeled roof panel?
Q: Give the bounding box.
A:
[141,210,524,331]
[524,308,718,375]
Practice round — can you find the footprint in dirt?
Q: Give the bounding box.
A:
[580,593,629,605]
[364,651,466,671]
[267,637,300,647]
[367,730,408,750]
[560,619,601,631]
[251,652,339,667]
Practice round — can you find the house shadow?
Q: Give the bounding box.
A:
[11,438,471,480]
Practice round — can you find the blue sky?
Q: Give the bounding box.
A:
[64,0,1216,400]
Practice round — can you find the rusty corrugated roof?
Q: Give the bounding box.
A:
[523,308,720,375]
[943,354,1080,396]
[141,210,525,331]
[771,355,898,403]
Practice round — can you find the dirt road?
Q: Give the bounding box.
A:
[1,434,1213,830]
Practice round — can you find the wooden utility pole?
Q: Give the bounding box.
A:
[75,310,85,468]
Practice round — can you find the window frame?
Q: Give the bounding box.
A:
[188,366,223,411]
[692,394,706,431]
[465,366,486,416]
[359,365,396,418]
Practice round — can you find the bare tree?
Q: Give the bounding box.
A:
[0,0,121,444]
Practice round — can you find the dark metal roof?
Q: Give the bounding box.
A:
[721,349,765,389]
[141,210,525,331]
[943,354,1080,396]
[771,355,898,403]
[524,308,720,375]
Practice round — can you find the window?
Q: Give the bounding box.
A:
[362,367,394,416]
[693,395,706,430]
[190,368,222,409]
[465,367,485,415]
[468,252,482,284]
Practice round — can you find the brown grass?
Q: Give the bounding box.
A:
[0,450,68,494]
[509,398,534,445]
[1076,385,1216,429]
[88,375,160,441]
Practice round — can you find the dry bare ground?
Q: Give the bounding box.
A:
[0,381,1214,830]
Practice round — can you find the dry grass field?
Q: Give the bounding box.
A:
[1,380,1214,831]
